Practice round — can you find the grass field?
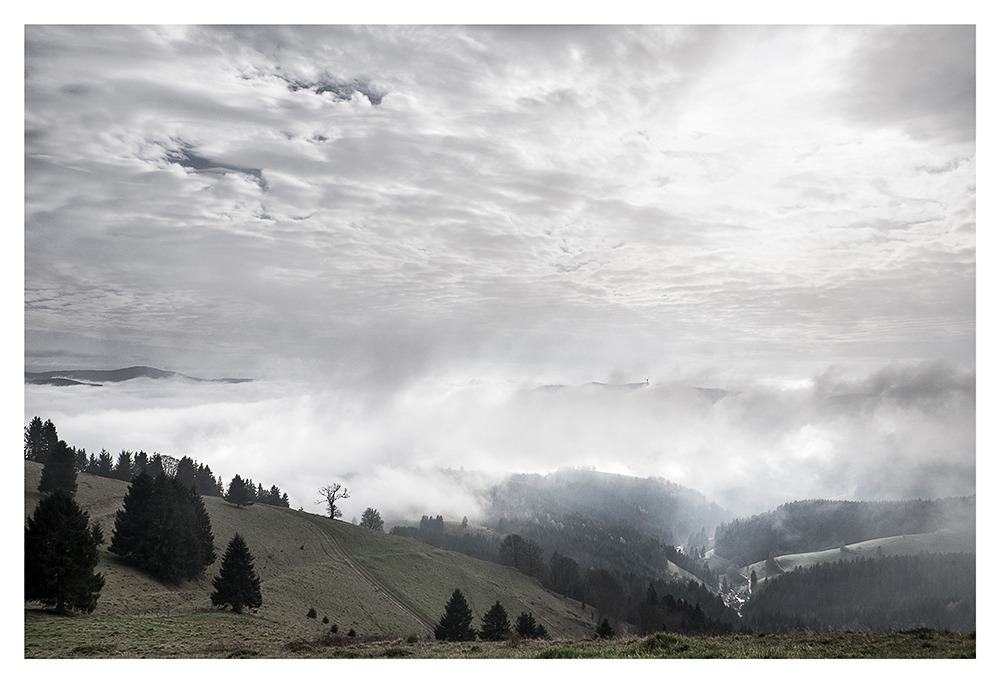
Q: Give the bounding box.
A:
[25,608,975,659]
[24,462,594,656]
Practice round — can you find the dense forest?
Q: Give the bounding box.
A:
[714,497,976,567]
[482,469,729,547]
[742,553,975,633]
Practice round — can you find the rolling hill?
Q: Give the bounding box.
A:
[24,366,252,386]
[24,462,595,657]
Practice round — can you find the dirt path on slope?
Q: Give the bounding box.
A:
[305,520,435,634]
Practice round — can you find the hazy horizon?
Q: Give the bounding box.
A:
[24,25,976,520]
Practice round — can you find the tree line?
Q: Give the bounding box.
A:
[25,416,290,507]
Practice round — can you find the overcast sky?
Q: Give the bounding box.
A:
[23,24,977,518]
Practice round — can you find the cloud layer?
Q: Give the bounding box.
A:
[24,359,975,518]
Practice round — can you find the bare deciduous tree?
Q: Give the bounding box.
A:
[316,483,350,519]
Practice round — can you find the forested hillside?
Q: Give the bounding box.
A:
[389,469,742,634]
[742,553,975,633]
[715,497,975,567]
[482,469,729,547]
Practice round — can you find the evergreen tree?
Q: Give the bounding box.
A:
[646,582,659,606]
[108,472,157,566]
[24,416,45,461]
[210,533,263,614]
[95,449,114,477]
[25,489,105,613]
[360,507,384,531]
[147,453,165,479]
[595,618,615,639]
[133,451,149,476]
[261,484,281,505]
[434,588,477,641]
[73,447,88,472]
[109,472,216,582]
[113,450,134,481]
[479,601,512,641]
[25,417,60,463]
[225,474,255,508]
[514,612,548,639]
[175,456,196,491]
[195,464,222,497]
[38,440,78,495]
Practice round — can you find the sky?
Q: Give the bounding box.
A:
[22,23,978,520]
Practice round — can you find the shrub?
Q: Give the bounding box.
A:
[307,607,317,618]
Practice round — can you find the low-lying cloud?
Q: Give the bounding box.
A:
[25,361,974,521]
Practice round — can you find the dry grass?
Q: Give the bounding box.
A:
[25,462,594,659]
[25,608,975,659]
[24,464,975,659]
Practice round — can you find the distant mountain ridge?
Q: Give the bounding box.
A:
[25,366,252,386]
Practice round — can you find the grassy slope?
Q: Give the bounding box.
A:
[25,462,595,657]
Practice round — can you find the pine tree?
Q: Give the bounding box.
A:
[24,416,45,461]
[133,451,149,476]
[479,601,512,641]
[73,446,88,472]
[434,588,477,641]
[95,449,114,477]
[514,612,548,639]
[25,489,105,613]
[113,450,133,481]
[25,418,59,463]
[147,453,165,478]
[225,474,254,508]
[109,472,216,582]
[108,472,157,566]
[195,464,221,496]
[595,618,615,639]
[175,456,196,491]
[210,533,262,614]
[38,440,78,495]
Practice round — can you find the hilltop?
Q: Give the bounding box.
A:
[24,366,252,386]
[24,462,594,657]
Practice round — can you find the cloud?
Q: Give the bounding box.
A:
[838,25,975,143]
[24,360,975,519]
